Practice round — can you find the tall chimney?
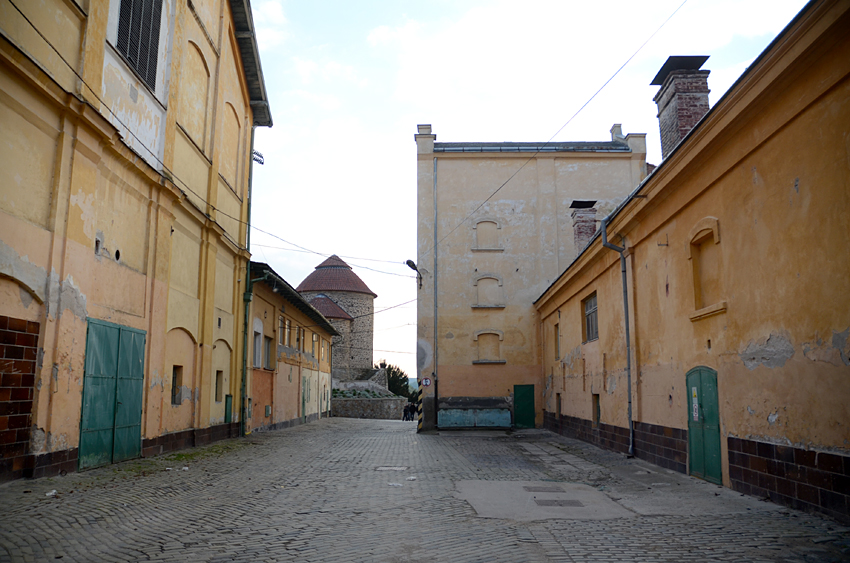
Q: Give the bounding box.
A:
[571,206,597,253]
[652,56,710,160]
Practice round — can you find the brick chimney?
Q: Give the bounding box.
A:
[571,207,597,252]
[652,56,710,160]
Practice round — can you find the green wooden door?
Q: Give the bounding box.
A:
[113,328,145,463]
[514,385,535,429]
[686,367,721,484]
[79,320,145,470]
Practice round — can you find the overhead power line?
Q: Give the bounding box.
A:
[422,0,689,256]
[6,0,411,282]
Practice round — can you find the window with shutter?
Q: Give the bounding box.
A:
[116,0,163,91]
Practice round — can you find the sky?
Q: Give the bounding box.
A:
[247,0,809,379]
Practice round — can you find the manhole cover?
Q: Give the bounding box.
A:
[523,486,564,493]
[535,499,584,507]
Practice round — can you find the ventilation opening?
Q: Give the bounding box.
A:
[171,365,183,405]
[94,239,101,255]
[115,249,121,261]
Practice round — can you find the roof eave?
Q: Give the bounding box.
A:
[250,263,339,336]
[229,0,272,127]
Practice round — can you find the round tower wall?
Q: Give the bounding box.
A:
[300,290,374,373]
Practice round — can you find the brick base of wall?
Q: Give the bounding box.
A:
[728,437,849,522]
[141,422,241,458]
[252,411,328,433]
[544,411,688,474]
[0,315,40,483]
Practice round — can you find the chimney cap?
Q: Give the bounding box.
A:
[569,200,597,209]
[650,56,709,86]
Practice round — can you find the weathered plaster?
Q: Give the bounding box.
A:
[739,333,795,370]
[0,239,48,303]
[46,270,87,321]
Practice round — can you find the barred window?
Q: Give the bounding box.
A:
[116,0,163,91]
[583,293,598,343]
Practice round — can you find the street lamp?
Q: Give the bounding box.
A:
[406,260,422,289]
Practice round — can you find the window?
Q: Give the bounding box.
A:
[295,326,301,351]
[215,370,223,403]
[278,316,284,345]
[116,0,163,91]
[583,293,598,343]
[171,365,183,405]
[253,330,262,367]
[285,319,291,347]
[312,333,318,357]
[556,393,561,419]
[321,339,326,361]
[554,323,560,360]
[264,336,274,370]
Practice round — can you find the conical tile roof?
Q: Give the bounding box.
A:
[296,255,377,297]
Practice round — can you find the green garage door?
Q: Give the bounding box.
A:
[79,319,145,470]
[686,366,721,484]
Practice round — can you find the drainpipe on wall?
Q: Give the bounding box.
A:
[601,217,634,457]
[432,156,439,427]
[240,125,263,437]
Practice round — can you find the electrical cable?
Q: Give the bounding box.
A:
[7,0,412,281]
[421,0,688,256]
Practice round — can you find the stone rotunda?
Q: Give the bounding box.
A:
[296,255,378,383]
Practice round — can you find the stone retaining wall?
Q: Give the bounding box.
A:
[332,398,406,420]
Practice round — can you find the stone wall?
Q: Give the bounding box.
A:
[332,398,406,420]
[300,290,374,375]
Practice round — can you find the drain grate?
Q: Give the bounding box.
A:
[523,486,565,493]
[535,499,584,507]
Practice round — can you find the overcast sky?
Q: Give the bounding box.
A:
[248,0,809,379]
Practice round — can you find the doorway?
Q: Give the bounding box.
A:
[514,385,535,429]
[686,366,721,484]
[79,319,146,470]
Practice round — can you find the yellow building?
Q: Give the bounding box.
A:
[247,262,337,431]
[0,0,271,480]
[414,124,647,430]
[535,0,850,520]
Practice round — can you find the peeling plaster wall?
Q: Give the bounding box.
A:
[536,5,850,490]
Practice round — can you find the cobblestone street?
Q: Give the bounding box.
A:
[1,418,848,563]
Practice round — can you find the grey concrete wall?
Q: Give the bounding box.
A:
[332,398,406,420]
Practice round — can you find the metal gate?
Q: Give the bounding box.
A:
[514,385,535,429]
[686,366,721,484]
[79,319,145,470]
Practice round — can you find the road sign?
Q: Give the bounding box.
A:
[421,378,432,387]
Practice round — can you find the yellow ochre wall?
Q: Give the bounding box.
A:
[415,125,646,428]
[248,280,334,432]
[536,0,850,484]
[0,0,261,467]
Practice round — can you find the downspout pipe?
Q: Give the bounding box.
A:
[240,126,259,437]
[601,217,634,457]
[432,156,439,427]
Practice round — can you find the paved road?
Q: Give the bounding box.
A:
[1,419,847,562]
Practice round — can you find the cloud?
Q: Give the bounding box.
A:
[253,0,288,51]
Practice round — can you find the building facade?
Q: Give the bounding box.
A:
[0,0,270,480]
[415,125,647,430]
[536,0,850,521]
[247,263,336,431]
